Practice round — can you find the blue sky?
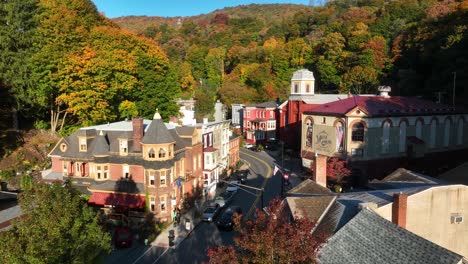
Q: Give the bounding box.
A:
[91,0,312,18]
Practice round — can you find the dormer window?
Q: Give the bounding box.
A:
[159,148,166,158]
[79,138,87,152]
[120,140,128,154]
[148,148,155,158]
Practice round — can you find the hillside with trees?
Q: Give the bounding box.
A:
[0,0,466,177]
[114,0,467,113]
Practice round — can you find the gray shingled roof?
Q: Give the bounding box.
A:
[92,131,109,157]
[175,126,195,137]
[141,117,175,144]
[318,209,464,264]
[368,168,444,189]
[245,101,278,108]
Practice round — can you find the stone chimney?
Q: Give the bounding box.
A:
[392,192,408,228]
[132,117,144,152]
[378,86,391,98]
[313,154,327,187]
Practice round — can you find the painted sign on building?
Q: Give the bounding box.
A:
[313,125,336,156]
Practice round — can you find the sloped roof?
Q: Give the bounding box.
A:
[287,179,332,196]
[318,209,464,264]
[88,179,145,194]
[175,126,195,137]
[306,95,460,116]
[245,101,278,108]
[92,131,109,157]
[141,115,175,144]
[287,196,335,223]
[368,168,444,190]
[291,69,315,80]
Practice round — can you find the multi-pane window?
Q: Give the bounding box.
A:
[148,148,155,158]
[352,123,364,142]
[79,138,87,151]
[159,148,166,158]
[160,170,166,186]
[103,165,109,179]
[149,172,155,186]
[120,140,128,154]
[150,197,155,212]
[160,196,166,212]
[97,166,102,179]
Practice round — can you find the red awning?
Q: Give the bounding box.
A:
[88,192,145,209]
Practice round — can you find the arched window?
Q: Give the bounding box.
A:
[415,119,423,139]
[399,121,407,152]
[430,119,437,148]
[305,118,313,148]
[159,148,166,158]
[457,118,464,145]
[351,122,364,142]
[336,122,344,152]
[148,148,155,158]
[443,119,451,147]
[382,121,391,153]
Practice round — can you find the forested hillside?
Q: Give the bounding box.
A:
[115,0,468,115]
[0,0,467,134]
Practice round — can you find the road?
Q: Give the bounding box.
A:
[105,148,283,264]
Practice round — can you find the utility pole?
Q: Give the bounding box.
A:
[452,71,457,106]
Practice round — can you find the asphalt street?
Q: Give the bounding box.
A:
[105,148,284,264]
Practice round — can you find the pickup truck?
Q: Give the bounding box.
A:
[212,192,235,208]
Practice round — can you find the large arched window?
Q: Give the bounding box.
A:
[443,118,451,147]
[457,118,464,145]
[430,119,437,148]
[382,121,391,153]
[336,122,345,152]
[351,122,364,142]
[415,119,423,139]
[305,118,313,148]
[399,121,407,152]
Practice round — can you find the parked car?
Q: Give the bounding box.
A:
[202,204,221,222]
[236,170,248,184]
[244,143,254,149]
[113,227,132,248]
[216,206,243,231]
[248,145,261,152]
[213,192,234,208]
[226,180,240,193]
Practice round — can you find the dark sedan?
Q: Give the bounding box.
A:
[216,206,242,231]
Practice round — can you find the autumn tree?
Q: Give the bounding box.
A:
[0,182,111,263]
[207,198,326,264]
[326,157,351,184]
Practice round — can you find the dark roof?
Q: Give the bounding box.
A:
[175,126,195,137]
[368,168,444,190]
[75,129,97,137]
[306,96,461,117]
[318,209,464,264]
[92,131,109,157]
[245,101,278,108]
[287,179,332,196]
[169,129,189,151]
[142,116,175,144]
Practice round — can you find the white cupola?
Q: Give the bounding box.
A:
[291,69,315,95]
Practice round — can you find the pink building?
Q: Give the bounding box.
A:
[243,101,278,145]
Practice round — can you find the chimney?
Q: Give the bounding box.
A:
[313,154,327,187]
[392,192,407,228]
[378,86,391,98]
[132,117,144,152]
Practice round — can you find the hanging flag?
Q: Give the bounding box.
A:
[274,165,279,175]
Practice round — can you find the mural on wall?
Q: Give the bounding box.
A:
[313,125,336,156]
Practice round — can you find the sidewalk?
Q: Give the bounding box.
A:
[151,198,207,248]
